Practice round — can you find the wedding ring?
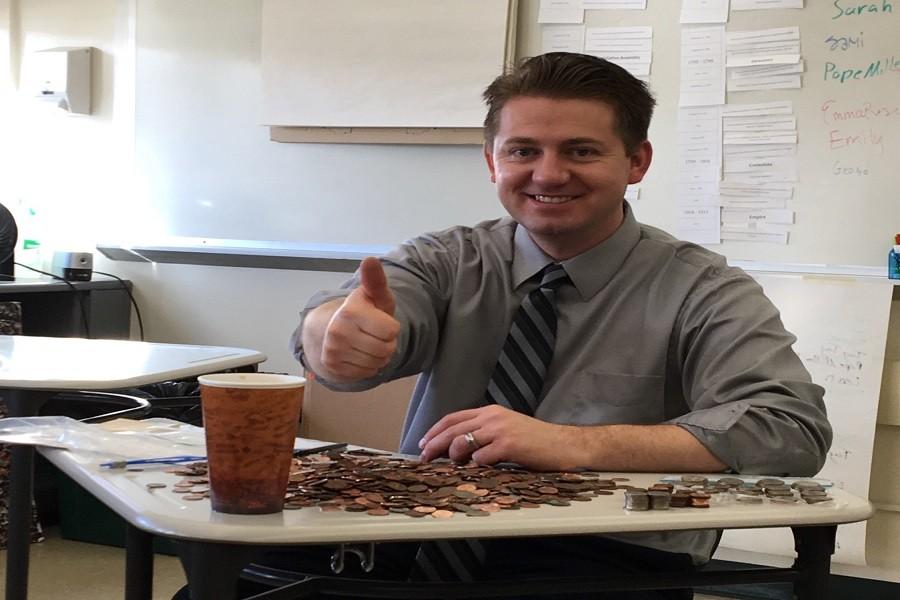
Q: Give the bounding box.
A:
[463,431,481,451]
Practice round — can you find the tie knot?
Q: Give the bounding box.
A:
[539,263,568,290]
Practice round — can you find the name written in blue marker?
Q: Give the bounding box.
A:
[832,0,894,19]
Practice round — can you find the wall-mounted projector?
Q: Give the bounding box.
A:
[51,251,93,281]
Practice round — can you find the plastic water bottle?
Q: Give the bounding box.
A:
[890,234,900,280]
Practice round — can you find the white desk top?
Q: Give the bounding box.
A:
[40,439,873,547]
[0,336,266,390]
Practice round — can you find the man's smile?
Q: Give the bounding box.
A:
[529,194,578,204]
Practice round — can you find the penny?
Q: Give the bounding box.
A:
[405,509,428,517]
[519,502,541,509]
[413,505,437,513]
[456,483,477,492]
[183,494,206,501]
[146,483,166,489]
[367,508,390,516]
[431,510,454,519]
[172,488,192,494]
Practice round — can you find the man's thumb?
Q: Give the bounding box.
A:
[359,257,395,315]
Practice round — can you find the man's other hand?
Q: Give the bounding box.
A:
[417,405,584,472]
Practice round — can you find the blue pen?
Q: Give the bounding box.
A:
[100,455,207,469]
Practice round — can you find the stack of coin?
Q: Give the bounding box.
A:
[669,490,693,507]
[680,475,708,487]
[624,489,650,511]
[755,480,799,503]
[791,480,831,504]
[648,490,670,510]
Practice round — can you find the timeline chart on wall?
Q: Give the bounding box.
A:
[529,0,899,267]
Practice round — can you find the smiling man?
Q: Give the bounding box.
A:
[292,53,832,599]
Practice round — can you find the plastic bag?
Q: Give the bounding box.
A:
[0,416,204,462]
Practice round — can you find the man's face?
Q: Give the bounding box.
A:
[485,96,652,260]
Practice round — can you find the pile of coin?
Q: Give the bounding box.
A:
[159,449,632,518]
[622,476,832,511]
[678,476,832,506]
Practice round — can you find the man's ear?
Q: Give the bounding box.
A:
[628,140,653,185]
[484,143,497,183]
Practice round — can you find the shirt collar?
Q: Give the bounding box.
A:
[511,202,642,300]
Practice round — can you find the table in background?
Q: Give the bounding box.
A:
[0,278,132,339]
[40,435,873,600]
[0,335,266,600]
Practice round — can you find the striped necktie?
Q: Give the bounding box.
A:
[485,263,569,416]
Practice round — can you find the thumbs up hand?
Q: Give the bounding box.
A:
[315,257,401,382]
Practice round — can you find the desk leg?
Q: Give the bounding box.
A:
[792,525,836,600]
[176,541,259,600]
[4,389,52,600]
[125,525,154,600]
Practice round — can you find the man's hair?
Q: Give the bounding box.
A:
[482,52,656,155]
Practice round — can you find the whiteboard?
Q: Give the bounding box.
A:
[718,274,894,565]
[516,0,900,268]
[260,0,511,128]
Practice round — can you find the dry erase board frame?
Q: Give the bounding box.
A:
[261,0,518,145]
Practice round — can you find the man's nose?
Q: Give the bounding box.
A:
[532,153,570,185]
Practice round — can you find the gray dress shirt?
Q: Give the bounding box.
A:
[293,205,832,563]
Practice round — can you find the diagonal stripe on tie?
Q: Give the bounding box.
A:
[485,263,569,416]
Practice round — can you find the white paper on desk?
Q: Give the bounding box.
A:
[681,0,730,25]
[720,276,893,565]
[731,0,803,9]
[542,25,586,52]
[539,0,584,23]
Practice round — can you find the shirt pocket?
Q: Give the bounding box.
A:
[562,370,665,425]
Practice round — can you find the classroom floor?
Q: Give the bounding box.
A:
[0,530,728,599]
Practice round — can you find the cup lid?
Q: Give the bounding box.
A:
[197,373,306,389]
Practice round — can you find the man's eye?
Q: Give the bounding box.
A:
[570,147,598,158]
[509,148,536,158]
